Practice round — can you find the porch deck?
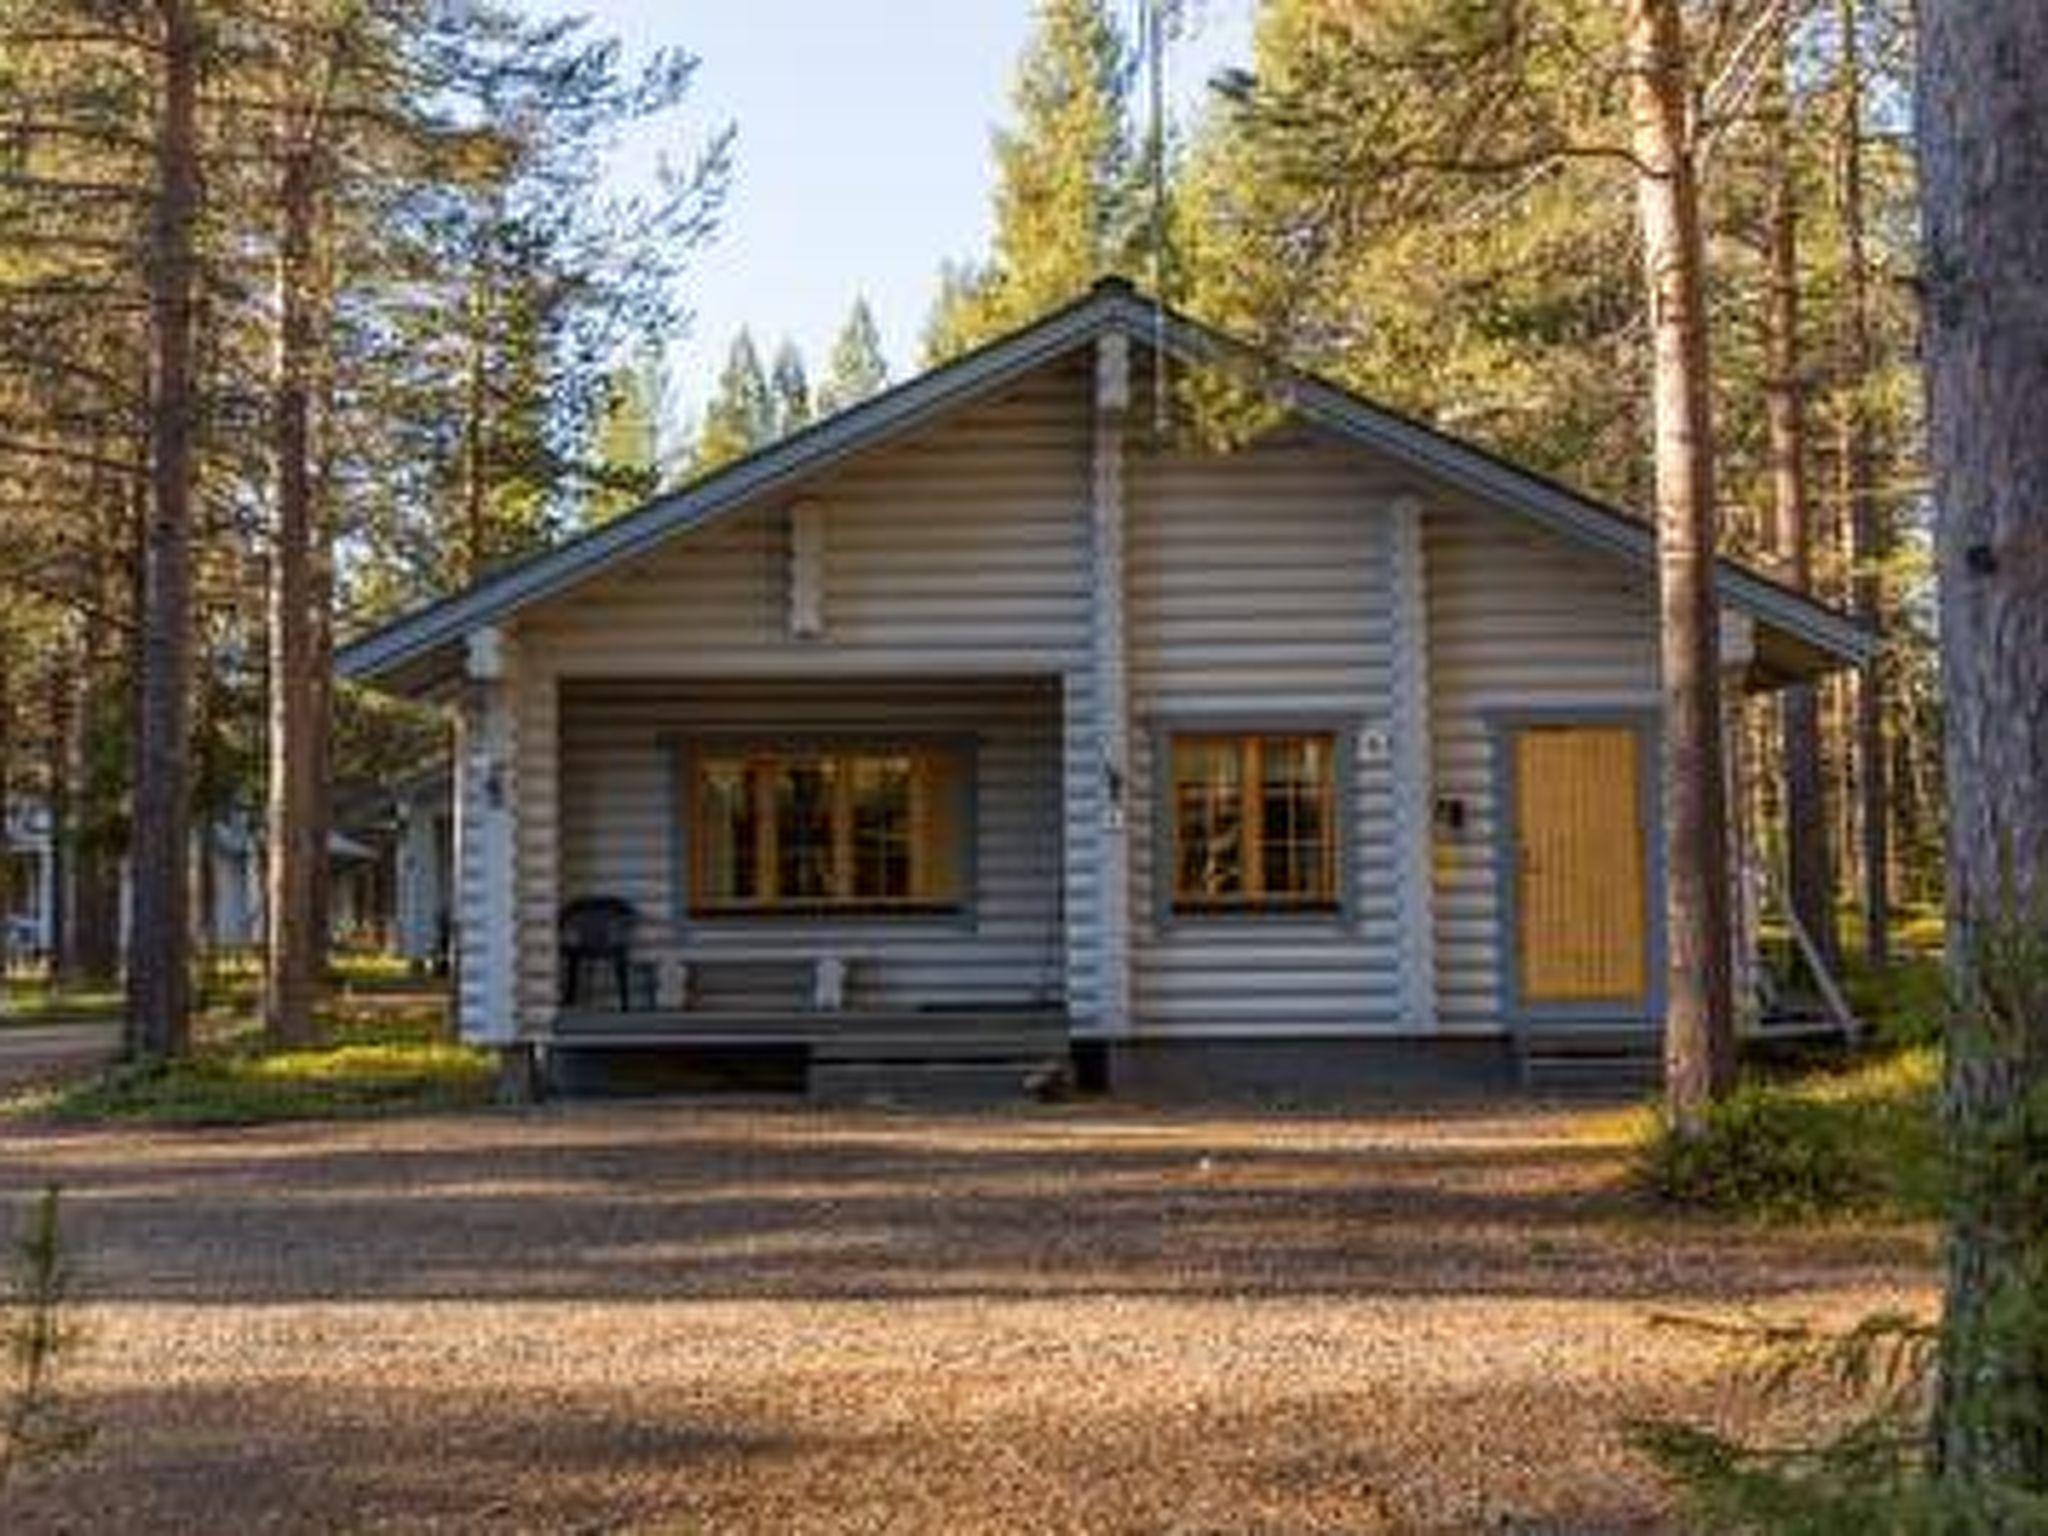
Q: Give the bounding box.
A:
[550,1007,1069,1052]
[541,1007,1073,1102]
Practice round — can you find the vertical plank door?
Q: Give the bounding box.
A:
[1513,725,1650,1006]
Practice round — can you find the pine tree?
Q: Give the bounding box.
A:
[1920,0,2048,1494]
[769,340,811,437]
[925,0,1137,360]
[1625,0,1736,1132]
[589,340,667,525]
[817,297,889,415]
[694,330,774,470]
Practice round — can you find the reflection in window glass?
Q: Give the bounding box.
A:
[1170,733,1337,912]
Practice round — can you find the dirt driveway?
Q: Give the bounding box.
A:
[0,1102,1933,1533]
[0,1022,120,1095]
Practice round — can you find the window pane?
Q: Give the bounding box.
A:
[1173,738,1244,901]
[851,755,914,899]
[1260,736,1331,900]
[775,759,838,900]
[697,759,758,904]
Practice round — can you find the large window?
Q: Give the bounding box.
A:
[1169,732,1339,913]
[690,745,966,915]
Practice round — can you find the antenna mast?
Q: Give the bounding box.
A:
[1146,0,1170,442]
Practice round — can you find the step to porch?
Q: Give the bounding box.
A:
[542,1007,1071,1103]
[808,1055,1068,1106]
[1517,1026,1663,1097]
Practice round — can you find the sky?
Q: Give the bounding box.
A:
[532,1,1255,431]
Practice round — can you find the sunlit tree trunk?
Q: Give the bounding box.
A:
[1836,0,1889,966]
[130,0,201,1060]
[264,132,321,1048]
[1626,0,1735,1134]
[1761,42,1838,978]
[1920,0,2048,1493]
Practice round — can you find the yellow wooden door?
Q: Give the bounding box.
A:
[1513,725,1649,1006]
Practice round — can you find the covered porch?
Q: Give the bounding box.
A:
[518,673,1079,1094]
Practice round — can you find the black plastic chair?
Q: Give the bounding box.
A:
[559,897,639,1010]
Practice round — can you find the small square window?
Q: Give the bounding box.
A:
[1169,733,1338,913]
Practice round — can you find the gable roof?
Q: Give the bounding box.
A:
[339,278,1875,691]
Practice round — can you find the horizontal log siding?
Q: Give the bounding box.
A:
[557,679,1065,1009]
[1126,432,1408,1036]
[1424,503,1661,1033]
[517,361,1093,676]
[507,364,1096,1024]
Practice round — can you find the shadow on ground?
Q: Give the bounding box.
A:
[0,1102,1936,1533]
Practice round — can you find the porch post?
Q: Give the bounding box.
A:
[455,625,519,1047]
[1388,495,1439,1031]
[1089,330,1133,1036]
[1720,610,1760,1033]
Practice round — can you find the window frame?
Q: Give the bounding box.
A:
[670,734,977,923]
[1152,719,1356,924]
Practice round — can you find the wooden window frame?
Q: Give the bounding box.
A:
[1167,730,1341,916]
[685,742,968,919]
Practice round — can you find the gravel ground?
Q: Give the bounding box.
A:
[0,1023,120,1095]
[0,1100,1934,1533]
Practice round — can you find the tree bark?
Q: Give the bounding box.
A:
[69,548,124,985]
[1626,0,1735,1134]
[1920,0,2048,1494]
[1761,42,1839,979]
[264,135,321,1047]
[42,664,70,987]
[130,0,201,1060]
[1836,0,1889,966]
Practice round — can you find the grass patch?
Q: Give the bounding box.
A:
[1637,1047,1939,1221]
[1844,955,1947,1049]
[0,982,123,1027]
[18,1019,494,1127]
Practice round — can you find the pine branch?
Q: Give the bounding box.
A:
[0,438,145,479]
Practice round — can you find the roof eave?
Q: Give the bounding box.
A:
[1088,292,1874,670]
[336,287,1128,689]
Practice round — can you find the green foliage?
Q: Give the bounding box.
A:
[925,0,1139,360]
[769,340,812,437]
[0,1186,88,1492]
[1636,1048,1940,1221]
[694,329,775,470]
[816,297,889,416]
[1633,1303,2048,1531]
[1640,902,2048,1524]
[586,337,671,526]
[28,1021,492,1127]
[1845,955,1947,1049]
[0,981,123,1027]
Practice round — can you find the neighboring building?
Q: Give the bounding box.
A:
[2,799,54,962]
[1,782,453,973]
[337,283,1872,1096]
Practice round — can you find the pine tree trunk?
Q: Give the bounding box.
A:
[1626,0,1735,1135]
[1920,0,2048,1493]
[1762,46,1838,978]
[71,570,123,984]
[43,666,70,988]
[264,139,320,1048]
[130,0,201,1061]
[1836,0,1889,966]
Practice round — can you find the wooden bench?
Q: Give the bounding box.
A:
[667,951,867,1013]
